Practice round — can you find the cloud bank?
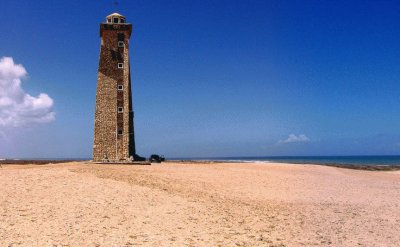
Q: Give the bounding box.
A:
[279,134,310,144]
[0,57,54,127]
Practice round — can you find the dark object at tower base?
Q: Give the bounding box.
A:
[149,154,165,163]
[133,154,146,161]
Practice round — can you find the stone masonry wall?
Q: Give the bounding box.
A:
[93,23,133,162]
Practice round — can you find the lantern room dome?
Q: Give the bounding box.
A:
[106,13,126,24]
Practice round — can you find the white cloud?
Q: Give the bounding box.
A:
[279,134,310,144]
[0,57,55,127]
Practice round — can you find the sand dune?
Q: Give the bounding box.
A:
[1,162,399,246]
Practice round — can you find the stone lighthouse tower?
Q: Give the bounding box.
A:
[93,13,136,162]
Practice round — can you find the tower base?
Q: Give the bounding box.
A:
[92,161,151,165]
[97,153,146,163]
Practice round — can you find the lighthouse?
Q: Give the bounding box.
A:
[93,13,137,162]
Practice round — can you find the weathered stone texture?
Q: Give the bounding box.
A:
[93,15,135,162]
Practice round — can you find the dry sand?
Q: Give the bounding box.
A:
[1,162,400,246]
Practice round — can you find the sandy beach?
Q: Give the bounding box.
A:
[1,162,400,246]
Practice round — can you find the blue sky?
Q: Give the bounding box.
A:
[1,0,400,159]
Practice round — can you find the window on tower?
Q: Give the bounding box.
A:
[118,41,124,47]
[113,17,119,23]
[118,107,123,113]
[118,85,123,90]
[107,18,111,23]
[118,63,124,69]
[118,33,125,41]
[117,129,123,135]
[120,19,125,23]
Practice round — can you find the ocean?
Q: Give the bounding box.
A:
[2,156,400,167]
[172,155,400,166]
